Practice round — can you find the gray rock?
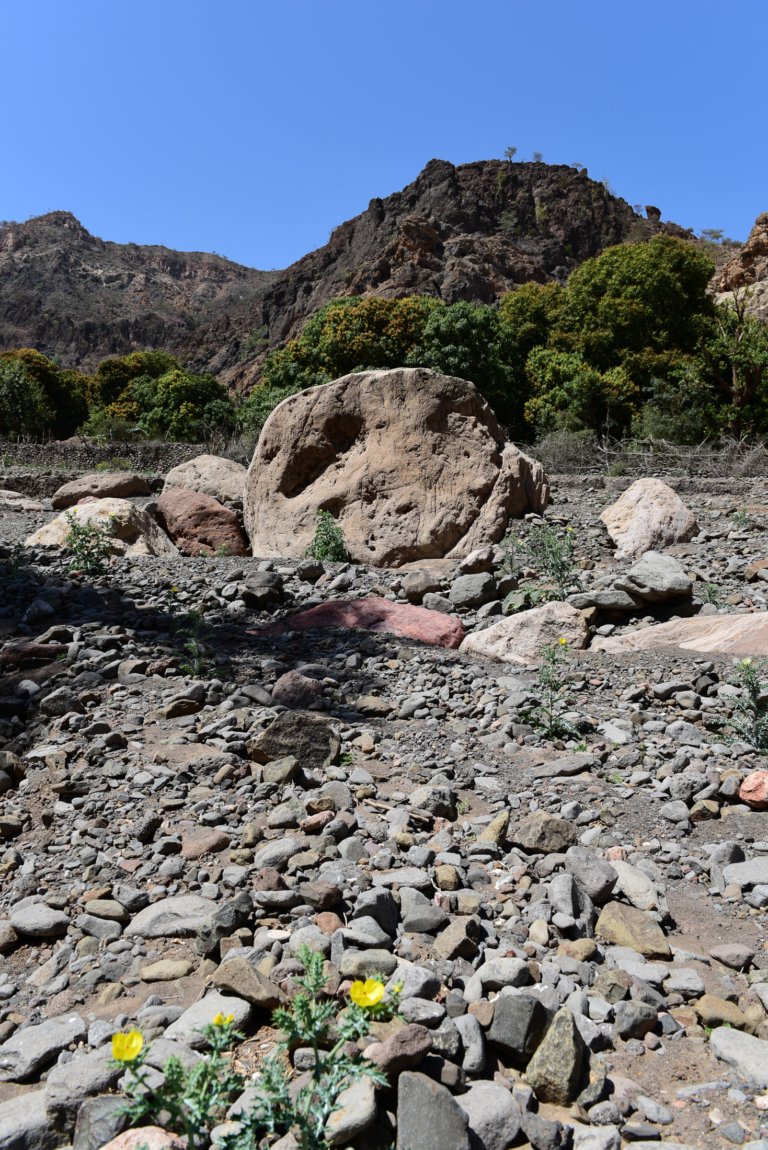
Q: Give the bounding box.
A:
[422,593,455,615]
[430,1016,463,1061]
[614,551,692,602]
[710,1026,768,1087]
[659,800,691,823]
[408,785,455,819]
[9,901,69,939]
[400,999,446,1028]
[565,847,618,905]
[71,1094,128,1150]
[456,1081,521,1150]
[549,872,579,917]
[124,894,218,938]
[111,884,149,913]
[373,867,434,893]
[0,1014,86,1082]
[614,1001,658,1038]
[487,994,548,1059]
[571,1127,621,1150]
[75,914,121,942]
[251,838,304,871]
[636,1095,673,1125]
[453,1013,486,1074]
[44,1047,121,1125]
[164,992,251,1049]
[449,574,497,608]
[568,589,643,611]
[325,1074,377,1146]
[532,755,599,780]
[339,948,397,980]
[403,571,441,604]
[399,888,448,933]
[708,841,746,893]
[526,1007,585,1105]
[665,721,703,747]
[386,965,440,1001]
[0,1090,65,1150]
[521,1111,569,1150]
[397,1071,470,1150]
[39,688,84,717]
[722,859,768,889]
[478,957,529,991]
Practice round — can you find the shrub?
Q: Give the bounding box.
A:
[524,348,637,439]
[0,359,53,437]
[0,348,91,438]
[126,369,238,441]
[305,509,348,562]
[64,510,116,575]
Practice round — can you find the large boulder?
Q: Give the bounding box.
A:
[592,614,768,655]
[255,597,465,649]
[600,479,698,559]
[163,454,247,504]
[155,489,248,557]
[459,601,588,665]
[51,472,151,509]
[0,490,44,511]
[243,367,548,567]
[613,550,692,602]
[25,498,178,558]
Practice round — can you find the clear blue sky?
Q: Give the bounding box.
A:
[3,0,765,271]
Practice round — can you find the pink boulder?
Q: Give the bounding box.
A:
[180,826,231,860]
[250,597,464,649]
[0,642,69,667]
[272,670,325,708]
[99,1129,186,1150]
[155,488,248,557]
[740,770,768,810]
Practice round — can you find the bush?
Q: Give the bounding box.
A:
[0,348,91,438]
[0,359,53,437]
[524,348,637,438]
[305,510,348,562]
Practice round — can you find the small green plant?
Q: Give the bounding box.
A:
[727,657,768,752]
[305,509,348,562]
[95,457,132,471]
[608,770,624,783]
[608,460,625,477]
[339,751,354,767]
[520,639,577,740]
[522,523,581,600]
[2,541,29,574]
[731,506,751,529]
[215,543,231,558]
[496,535,525,580]
[698,582,722,605]
[456,797,471,816]
[178,610,214,677]
[504,145,517,161]
[64,510,116,576]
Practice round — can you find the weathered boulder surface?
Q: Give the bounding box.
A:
[0,490,44,511]
[460,602,588,665]
[155,489,248,557]
[25,498,178,558]
[600,479,698,559]
[243,367,548,567]
[613,550,692,602]
[716,212,768,293]
[51,472,151,509]
[163,454,247,504]
[592,614,768,655]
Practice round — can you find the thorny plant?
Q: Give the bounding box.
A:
[64,509,117,576]
[731,506,751,529]
[113,1015,244,1150]
[727,657,768,752]
[178,609,215,678]
[518,523,581,601]
[520,639,578,741]
[226,946,395,1150]
[112,949,399,1150]
[305,509,348,563]
[697,582,723,605]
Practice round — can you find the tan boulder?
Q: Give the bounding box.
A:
[243,367,548,567]
[595,901,671,959]
[163,454,247,504]
[459,601,588,665]
[155,488,248,557]
[0,490,43,511]
[51,471,151,508]
[25,498,178,558]
[600,479,698,559]
[592,613,768,655]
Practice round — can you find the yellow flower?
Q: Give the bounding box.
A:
[558,637,567,646]
[112,1030,144,1062]
[213,1012,235,1026]
[349,979,385,1008]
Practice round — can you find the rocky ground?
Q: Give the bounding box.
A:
[1,474,768,1150]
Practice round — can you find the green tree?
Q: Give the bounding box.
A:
[524,348,637,438]
[0,348,92,437]
[92,350,180,407]
[129,369,237,441]
[0,359,53,437]
[683,290,768,438]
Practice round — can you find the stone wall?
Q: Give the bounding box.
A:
[0,440,205,473]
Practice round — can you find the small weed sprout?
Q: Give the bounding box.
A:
[496,535,525,580]
[64,510,116,576]
[2,541,29,574]
[456,797,471,816]
[179,610,214,677]
[731,506,751,529]
[215,543,231,558]
[698,582,722,605]
[520,639,577,740]
[727,657,768,752]
[306,509,348,562]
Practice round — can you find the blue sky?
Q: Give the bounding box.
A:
[3,0,765,270]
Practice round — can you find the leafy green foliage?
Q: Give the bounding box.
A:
[522,522,580,599]
[306,510,348,562]
[520,641,578,740]
[524,348,636,438]
[0,359,53,437]
[0,349,92,438]
[64,510,116,576]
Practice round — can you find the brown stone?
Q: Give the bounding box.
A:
[593,614,768,656]
[514,811,577,854]
[0,921,18,951]
[52,471,150,508]
[163,454,247,504]
[99,1127,186,1150]
[155,488,248,557]
[212,957,288,1008]
[468,1001,495,1028]
[365,1023,433,1075]
[460,601,588,666]
[243,367,548,567]
[694,995,750,1030]
[741,771,768,810]
[180,826,231,860]
[746,559,768,583]
[315,911,345,935]
[716,212,768,292]
[26,498,178,558]
[557,938,597,962]
[271,671,325,709]
[253,867,287,891]
[595,902,671,959]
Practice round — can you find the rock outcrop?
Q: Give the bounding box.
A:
[600,479,698,559]
[155,489,248,557]
[244,367,548,567]
[591,613,768,655]
[714,212,768,323]
[51,471,151,509]
[25,498,179,558]
[163,455,247,505]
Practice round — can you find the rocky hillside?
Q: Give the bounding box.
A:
[0,211,275,371]
[1,161,691,386]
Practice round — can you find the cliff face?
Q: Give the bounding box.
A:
[0,160,690,386]
[0,210,274,370]
[713,212,768,323]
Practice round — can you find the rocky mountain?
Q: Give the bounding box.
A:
[1,159,693,387]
